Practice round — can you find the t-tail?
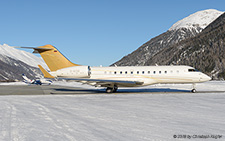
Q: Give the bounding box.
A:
[22,74,32,82]
[32,45,79,71]
[22,74,34,84]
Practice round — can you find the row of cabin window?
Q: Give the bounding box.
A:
[104,70,181,75]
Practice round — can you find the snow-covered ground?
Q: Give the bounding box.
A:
[1,80,225,92]
[0,81,225,141]
[53,80,225,93]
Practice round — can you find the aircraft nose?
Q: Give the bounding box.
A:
[201,73,211,82]
[206,75,211,81]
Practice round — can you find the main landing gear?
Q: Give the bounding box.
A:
[191,83,196,93]
[106,85,118,93]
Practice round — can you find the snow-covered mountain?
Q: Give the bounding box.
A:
[0,54,43,81]
[0,44,48,69]
[169,9,223,31]
[146,12,225,79]
[112,9,223,66]
[0,44,48,81]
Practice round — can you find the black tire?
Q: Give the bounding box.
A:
[106,87,113,93]
[191,89,196,93]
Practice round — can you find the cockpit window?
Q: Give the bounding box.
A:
[188,69,199,72]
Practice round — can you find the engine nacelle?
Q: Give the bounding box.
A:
[56,66,90,78]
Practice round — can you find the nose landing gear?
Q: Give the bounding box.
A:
[191,83,196,93]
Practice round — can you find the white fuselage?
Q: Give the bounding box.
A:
[50,65,211,87]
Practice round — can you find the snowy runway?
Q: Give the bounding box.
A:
[0,81,225,140]
[0,94,225,140]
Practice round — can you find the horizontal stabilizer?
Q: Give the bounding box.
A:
[14,46,53,53]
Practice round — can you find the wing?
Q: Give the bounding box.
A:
[58,78,144,87]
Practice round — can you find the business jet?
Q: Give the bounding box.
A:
[22,74,52,85]
[19,45,211,93]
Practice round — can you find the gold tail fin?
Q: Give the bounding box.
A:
[34,45,79,71]
[38,65,55,78]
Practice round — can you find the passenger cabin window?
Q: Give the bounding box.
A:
[131,71,133,74]
[142,71,145,74]
[120,71,122,74]
[137,71,139,74]
[114,71,117,74]
[148,71,150,74]
[159,71,161,74]
[125,71,127,74]
[153,71,156,74]
[165,71,167,74]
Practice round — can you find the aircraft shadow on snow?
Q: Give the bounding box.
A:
[51,87,190,94]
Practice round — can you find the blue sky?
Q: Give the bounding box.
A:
[0,0,224,66]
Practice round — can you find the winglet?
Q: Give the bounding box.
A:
[38,65,55,78]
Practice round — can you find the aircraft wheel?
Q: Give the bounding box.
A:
[191,89,196,93]
[191,83,196,93]
[106,87,113,93]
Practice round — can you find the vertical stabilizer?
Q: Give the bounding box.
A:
[34,45,79,71]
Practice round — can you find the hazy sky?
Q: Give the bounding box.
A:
[0,0,224,66]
